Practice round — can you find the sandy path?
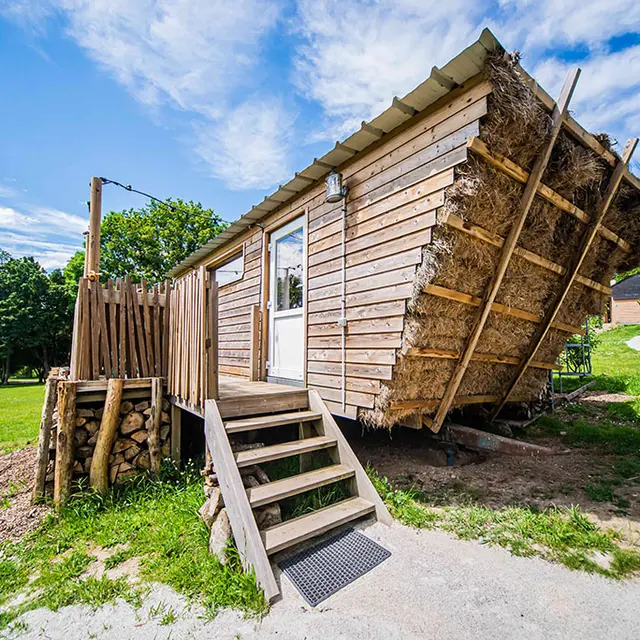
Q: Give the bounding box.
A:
[13,520,640,640]
[626,335,640,351]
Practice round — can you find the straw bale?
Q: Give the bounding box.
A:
[361,49,640,430]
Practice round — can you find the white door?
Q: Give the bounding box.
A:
[268,216,306,381]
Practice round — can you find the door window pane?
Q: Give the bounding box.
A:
[275,228,303,311]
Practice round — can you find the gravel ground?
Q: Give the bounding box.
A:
[9,520,640,640]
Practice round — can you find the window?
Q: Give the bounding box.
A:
[215,252,243,287]
[275,227,303,311]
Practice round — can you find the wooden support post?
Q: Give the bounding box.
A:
[206,279,219,400]
[170,403,182,468]
[492,137,638,419]
[32,377,58,502]
[430,68,580,433]
[89,378,124,493]
[249,305,260,382]
[53,381,77,508]
[149,377,163,475]
[84,177,102,280]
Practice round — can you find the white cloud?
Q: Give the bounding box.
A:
[3,0,640,193]
[294,0,640,151]
[196,98,295,190]
[2,0,289,190]
[294,0,481,138]
[0,204,87,269]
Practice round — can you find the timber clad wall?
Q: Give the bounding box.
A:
[174,78,491,418]
[611,299,640,325]
[217,232,263,377]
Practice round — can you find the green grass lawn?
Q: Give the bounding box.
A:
[0,382,45,453]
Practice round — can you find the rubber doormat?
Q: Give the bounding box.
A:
[279,527,391,607]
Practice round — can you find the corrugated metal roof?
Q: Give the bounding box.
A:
[167,28,501,277]
[612,274,640,300]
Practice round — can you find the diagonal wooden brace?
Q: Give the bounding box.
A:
[491,136,638,420]
[429,68,581,433]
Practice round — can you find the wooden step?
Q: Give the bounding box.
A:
[261,497,375,555]
[225,410,322,434]
[235,436,336,468]
[217,390,309,420]
[247,464,355,508]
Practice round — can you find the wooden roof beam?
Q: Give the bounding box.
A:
[430,68,581,433]
[492,136,638,420]
[467,137,632,253]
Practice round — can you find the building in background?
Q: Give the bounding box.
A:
[610,274,640,325]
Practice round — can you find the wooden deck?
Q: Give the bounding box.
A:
[169,375,302,417]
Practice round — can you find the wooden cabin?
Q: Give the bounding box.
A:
[44,29,640,601]
[166,28,640,432]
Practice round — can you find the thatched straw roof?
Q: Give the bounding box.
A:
[362,51,640,429]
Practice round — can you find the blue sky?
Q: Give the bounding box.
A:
[1,0,639,270]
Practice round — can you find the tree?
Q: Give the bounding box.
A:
[99,198,227,283]
[0,257,74,383]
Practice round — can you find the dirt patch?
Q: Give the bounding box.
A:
[346,414,640,538]
[0,447,50,544]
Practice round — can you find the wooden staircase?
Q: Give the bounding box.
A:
[204,388,391,602]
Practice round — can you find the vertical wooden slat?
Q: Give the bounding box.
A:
[97,284,111,377]
[80,279,91,380]
[153,285,161,377]
[249,305,260,382]
[117,277,127,377]
[124,275,140,376]
[170,404,182,467]
[107,279,118,376]
[149,377,163,475]
[199,267,207,408]
[129,279,149,377]
[141,279,155,376]
[32,377,58,502]
[207,279,219,400]
[69,279,83,380]
[163,279,171,378]
[53,381,77,508]
[90,283,100,379]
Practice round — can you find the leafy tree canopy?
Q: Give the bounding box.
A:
[99,198,227,283]
[0,257,72,383]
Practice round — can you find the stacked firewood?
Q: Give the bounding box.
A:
[46,398,171,486]
[200,445,281,562]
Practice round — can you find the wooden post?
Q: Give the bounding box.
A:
[89,378,123,493]
[249,305,260,382]
[206,279,219,400]
[149,377,163,475]
[32,377,58,502]
[430,68,580,433]
[53,381,77,508]
[84,177,102,280]
[170,403,182,468]
[492,137,639,419]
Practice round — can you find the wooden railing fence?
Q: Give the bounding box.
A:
[167,266,219,409]
[69,276,171,380]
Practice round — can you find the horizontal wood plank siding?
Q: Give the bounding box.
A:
[178,82,489,414]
